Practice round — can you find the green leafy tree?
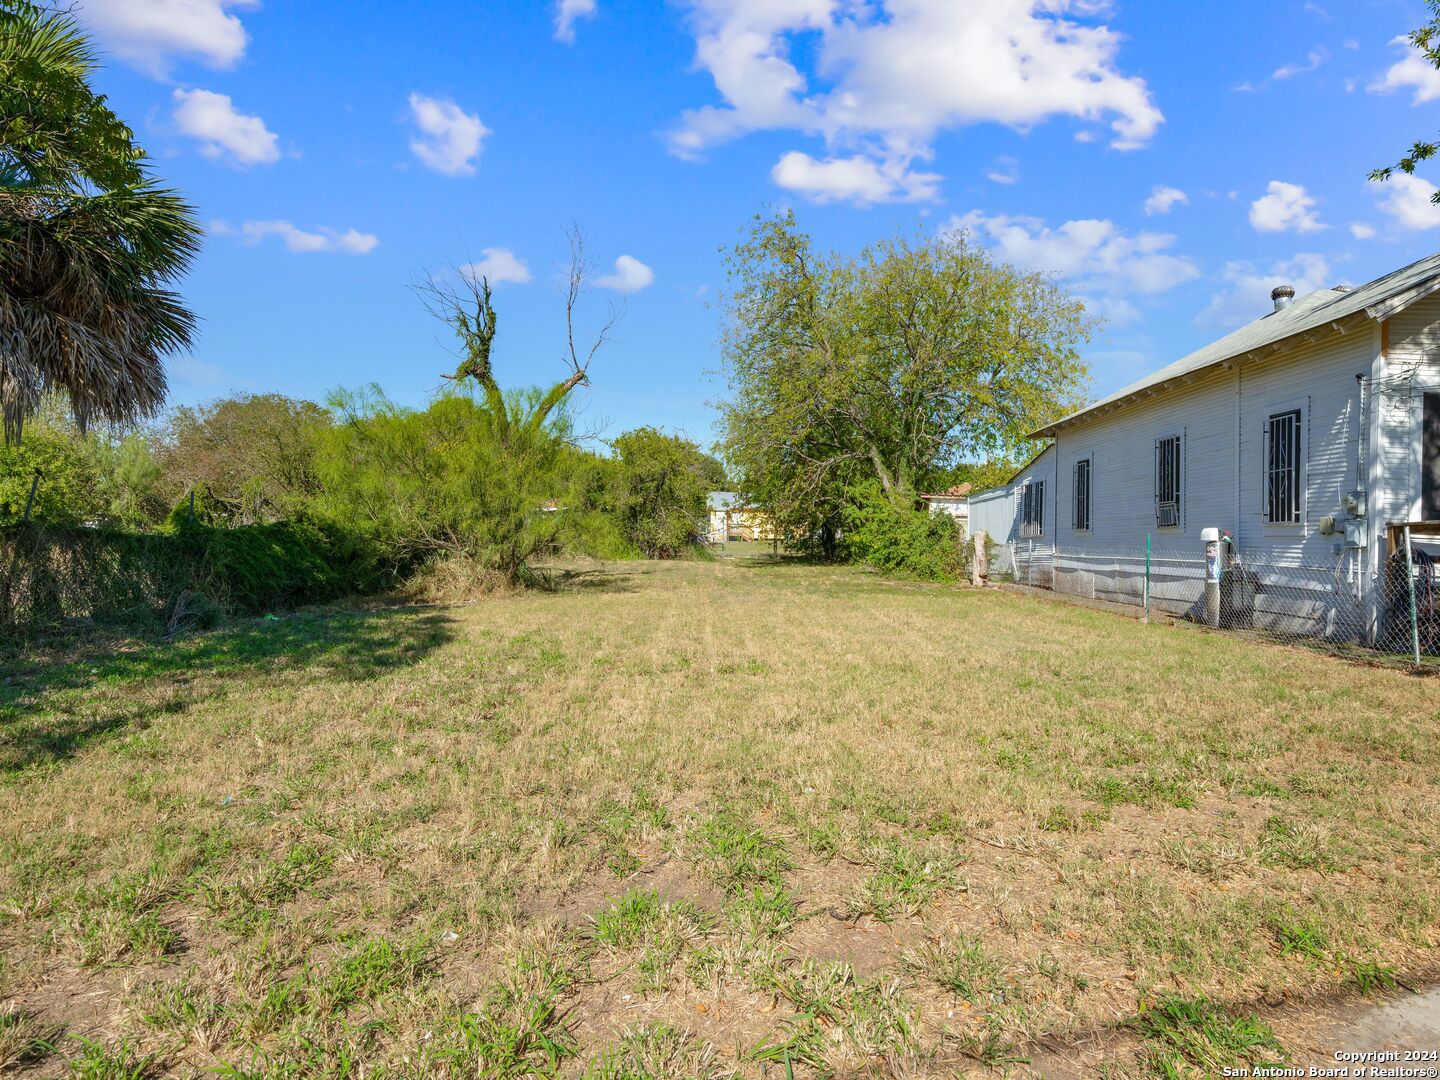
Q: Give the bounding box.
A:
[718,210,1092,549]
[1371,1,1440,201]
[609,427,712,558]
[0,1,201,439]
[0,420,103,523]
[160,393,331,525]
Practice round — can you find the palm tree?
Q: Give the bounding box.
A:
[0,0,201,442]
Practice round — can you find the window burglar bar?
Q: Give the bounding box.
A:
[1155,435,1181,528]
[1021,480,1044,538]
[1266,409,1301,524]
[1073,459,1091,531]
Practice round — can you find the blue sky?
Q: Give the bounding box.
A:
[77,0,1440,452]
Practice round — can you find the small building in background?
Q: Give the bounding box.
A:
[707,491,739,542]
[708,491,780,543]
[919,483,971,526]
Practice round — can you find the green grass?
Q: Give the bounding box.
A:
[1133,995,1286,1077]
[2,558,1437,1075]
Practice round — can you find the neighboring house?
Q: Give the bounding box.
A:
[707,492,780,543]
[972,250,1440,641]
[707,491,738,543]
[919,483,971,525]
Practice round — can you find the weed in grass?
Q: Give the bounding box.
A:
[69,908,177,967]
[690,817,791,896]
[580,1023,724,1079]
[141,981,231,1054]
[1259,816,1333,871]
[1158,838,1251,882]
[591,889,664,949]
[63,1036,157,1079]
[950,1028,1027,1068]
[591,889,713,993]
[723,885,798,938]
[321,934,431,1010]
[0,1006,56,1069]
[595,796,670,877]
[432,993,576,1077]
[1133,995,1286,1077]
[904,935,1007,1005]
[1344,958,1399,995]
[1094,771,1196,810]
[1270,911,1328,961]
[745,1018,826,1073]
[844,843,957,921]
[684,937,787,994]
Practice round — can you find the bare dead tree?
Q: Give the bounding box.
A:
[415,224,616,433]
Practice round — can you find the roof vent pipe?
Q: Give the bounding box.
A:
[1271,284,1295,312]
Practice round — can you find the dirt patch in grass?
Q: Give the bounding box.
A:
[2,559,1437,1076]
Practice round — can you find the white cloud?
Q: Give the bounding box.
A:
[670,0,1162,202]
[236,220,379,255]
[595,255,655,293]
[948,209,1198,326]
[1196,254,1335,329]
[1273,47,1327,80]
[460,248,532,286]
[1350,222,1377,240]
[1369,35,1440,104]
[554,0,597,42]
[1143,185,1187,215]
[76,0,256,76]
[1375,173,1440,230]
[985,155,1019,185]
[1249,180,1324,234]
[771,150,939,204]
[407,93,489,177]
[171,88,278,166]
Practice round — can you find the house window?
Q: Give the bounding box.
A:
[1020,480,1044,538]
[1073,459,1091,532]
[1155,435,1181,528]
[1265,409,1302,524]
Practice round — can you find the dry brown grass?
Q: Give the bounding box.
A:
[1,556,1436,1076]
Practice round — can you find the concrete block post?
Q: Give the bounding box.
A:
[971,530,987,586]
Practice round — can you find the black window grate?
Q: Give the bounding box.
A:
[1265,409,1302,524]
[1021,479,1045,538]
[1155,436,1181,528]
[1073,459,1091,532]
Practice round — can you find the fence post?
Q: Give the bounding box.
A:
[1142,532,1151,624]
[971,530,987,586]
[22,469,40,524]
[1404,524,1422,667]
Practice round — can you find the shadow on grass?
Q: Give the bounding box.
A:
[547,567,644,593]
[0,607,458,774]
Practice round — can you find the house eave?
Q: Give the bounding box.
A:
[1028,309,1372,440]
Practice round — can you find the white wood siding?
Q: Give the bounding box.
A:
[1377,292,1440,532]
[1046,326,1375,567]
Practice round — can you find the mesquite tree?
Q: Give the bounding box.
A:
[317,229,614,585]
[717,211,1093,547]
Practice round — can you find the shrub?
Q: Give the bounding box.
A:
[840,484,963,581]
[0,518,379,639]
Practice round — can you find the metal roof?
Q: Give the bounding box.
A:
[1031,249,1440,438]
[708,491,739,511]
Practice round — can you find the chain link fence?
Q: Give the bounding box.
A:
[1000,538,1439,669]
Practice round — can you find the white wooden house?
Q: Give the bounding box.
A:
[971,250,1440,642]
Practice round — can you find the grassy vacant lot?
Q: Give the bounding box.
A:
[1,557,1437,1077]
